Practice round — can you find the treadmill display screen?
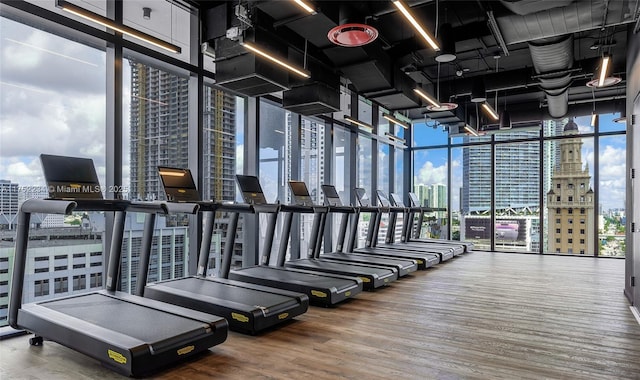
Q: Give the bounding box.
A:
[40,154,103,199]
[354,188,369,206]
[408,192,420,206]
[236,175,267,204]
[376,191,391,207]
[289,181,312,206]
[321,185,342,207]
[390,193,405,207]
[158,166,201,202]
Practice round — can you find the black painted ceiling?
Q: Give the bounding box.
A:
[195,0,637,124]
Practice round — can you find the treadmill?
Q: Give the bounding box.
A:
[227,175,364,306]
[293,184,417,277]
[371,191,459,261]
[134,167,309,335]
[346,188,441,269]
[406,192,474,253]
[278,181,399,289]
[8,155,228,377]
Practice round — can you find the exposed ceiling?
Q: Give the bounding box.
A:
[195,0,638,128]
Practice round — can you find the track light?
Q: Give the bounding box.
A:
[392,0,440,51]
[464,124,479,136]
[344,116,373,129]
[613,110,626,123]
[241,42,311,78]
[413,88,441,108]
[384,132,406,143]
[382,114,410,129]
[292,0,316,14]
[598,55,610,87]
[481,103,499,121]
[55,0,181,54]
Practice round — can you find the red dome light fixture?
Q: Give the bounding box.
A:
[328,23,378,47]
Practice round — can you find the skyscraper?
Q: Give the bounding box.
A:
[547,119,595,254]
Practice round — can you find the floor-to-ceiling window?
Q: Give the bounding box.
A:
[0,16,106,326]
[412,112,626,256]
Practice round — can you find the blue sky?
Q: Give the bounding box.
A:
[411,113,627,211]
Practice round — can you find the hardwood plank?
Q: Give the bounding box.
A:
[1,252,639,379]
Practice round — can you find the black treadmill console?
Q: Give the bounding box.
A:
[321,185,342,207]
[288,181,314,206]
[354,188,370,207]
[157,166,202,202]
[389,193,406,207]
[236,175,267,205]
[408,192,421,207]
[40,154,103,199]
[376,190,392,208]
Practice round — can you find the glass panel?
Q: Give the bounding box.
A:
[358,97,372,125]
[122,56,191,292]
[300,117,325,255]
[331,126,351,250]
[378,108,390,136]
[544,116,593,136]
[378,143,390,194]
[0,17,106,326]
[494,142,540,252]
[412,122,448,147]
[544,134,595,255]
[460,145,492,250]
[413,149,448,239]
[599,112,626,133]
[259,100,291,263]
[394,147,404,196]
[355,134,373,247]
[598,135,626,257]
[451,147,463,242]
[200,86,243,274]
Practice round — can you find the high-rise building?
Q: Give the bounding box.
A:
[0,180,18,230]
[129,62,240,280]
[547,119,595,254]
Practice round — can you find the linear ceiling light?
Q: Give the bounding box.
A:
[413,88,441,108]
[55,0,181,54]
[463,124,479,137]
[158,170,186,177]
[241,42,311,78]
[384,132,406,143]
[598,54,611,87]
[383,114,410,129]
[392,1,439,51]
[481,102,499,121]
[487,11,509,56]
[292,0,316,14]
[344,116,373,129]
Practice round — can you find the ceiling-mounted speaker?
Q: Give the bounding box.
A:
[470,78,486,103]
[327,3,378,47]
[435,23,456,63]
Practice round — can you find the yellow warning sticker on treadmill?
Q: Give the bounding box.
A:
[359,277,371,283]
[345,291,351,297]
[177,345,195,355]
[417,260,424,264]
[278,313,289,320]
[311,290,327,298]
[231,312,249,322]
[107,349,127,364]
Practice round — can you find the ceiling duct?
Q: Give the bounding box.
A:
[283,58,340,115]
[529,35,574,118]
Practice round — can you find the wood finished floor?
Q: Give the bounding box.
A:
[1,252,639,380]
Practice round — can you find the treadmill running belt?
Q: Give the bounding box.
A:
[153,278,301,310]
[42,293,207,342]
